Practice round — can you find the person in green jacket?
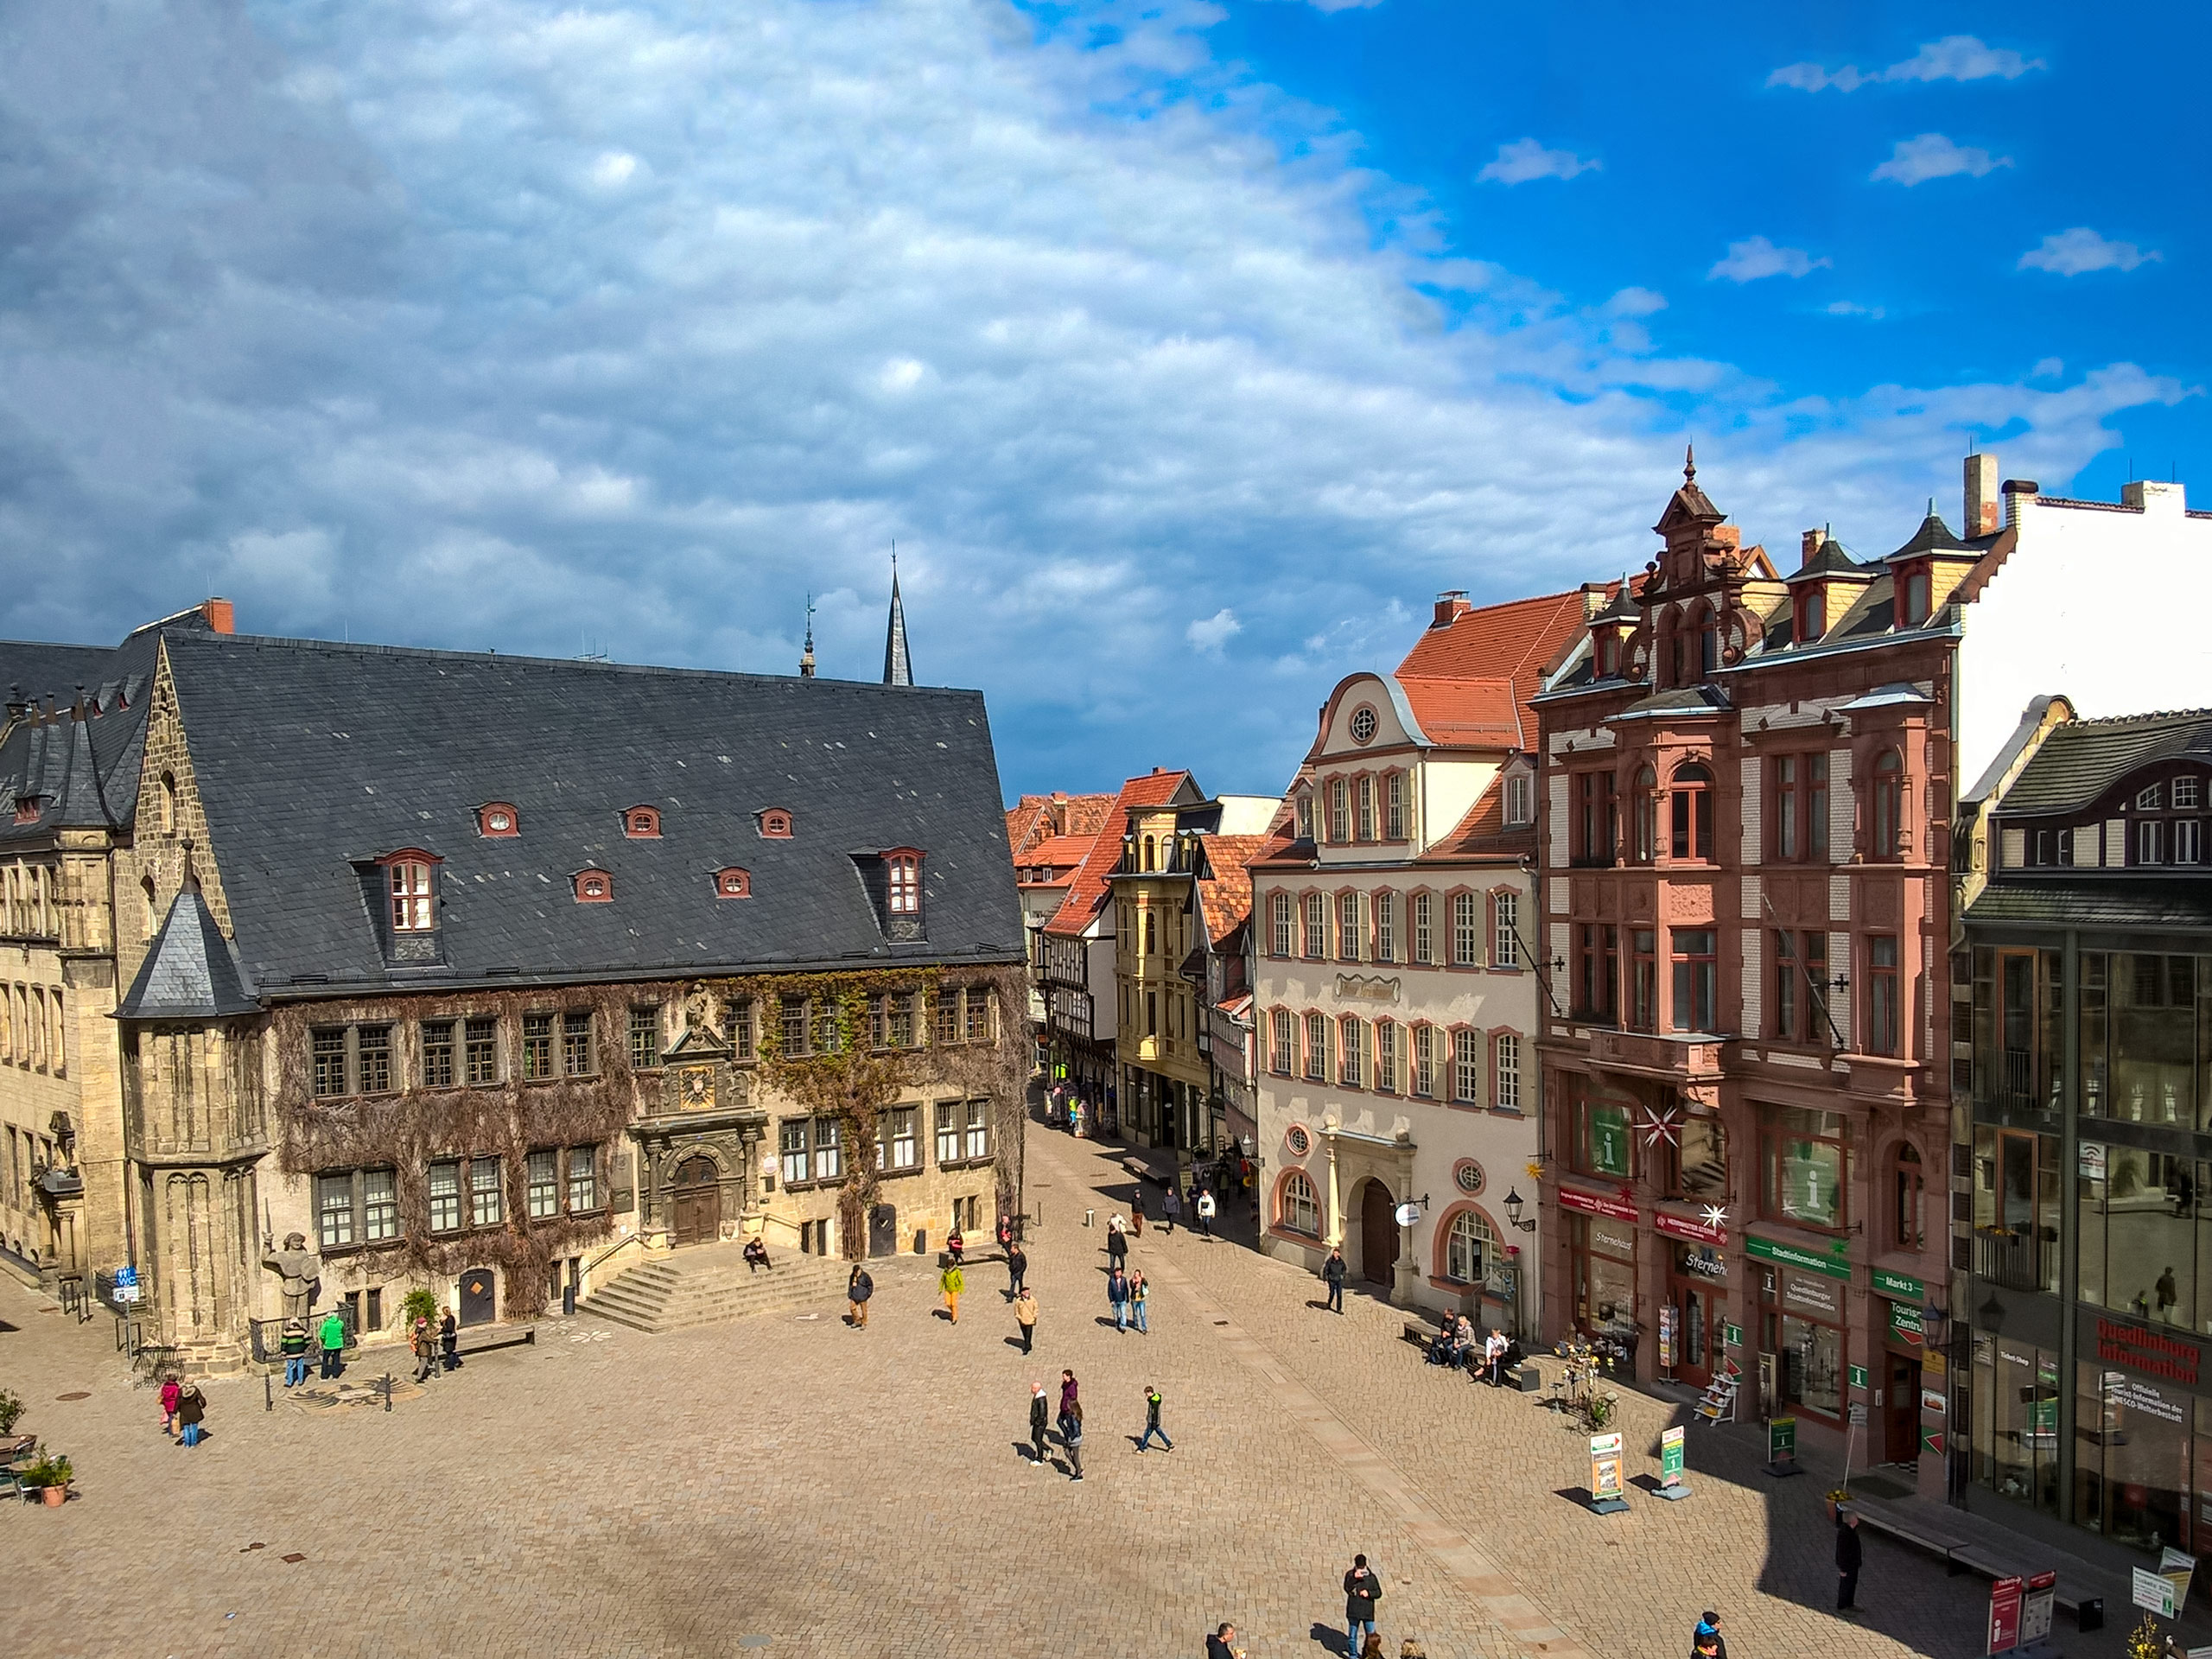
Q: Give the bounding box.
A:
[317,1307,346,1380]
[279,1317,309,1387]
[940,1260,964,1323]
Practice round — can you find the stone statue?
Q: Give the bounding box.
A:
[262,1231,321,1318]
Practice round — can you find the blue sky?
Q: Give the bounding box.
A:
[0,1,2199,804]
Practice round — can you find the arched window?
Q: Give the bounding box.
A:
[1873,749,1904,860]
[1632,766,1657,862]
[1143,910,1156,955]
[1669,762,1714,861]
[887,853,921,915]
[715,868,752,899]
[574,869,613,903]
[158,772,176,834]
[759,809,793,839]
[1281,1169,1320,1236]
[1446,1209,1496,1285]
[1142,835,1156,872]
[1893,1142,1924,1252]
[141,876,158,941]
[1699,613,1720,677]
[623,805,661,838]
[387,858,435,931]
[478,802,520,837]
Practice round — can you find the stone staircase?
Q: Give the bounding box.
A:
[581,1244,914,1334]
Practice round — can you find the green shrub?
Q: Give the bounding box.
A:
[401,1287,441,1328]
[0,1387,22,1434]
[23,1450,71,1488]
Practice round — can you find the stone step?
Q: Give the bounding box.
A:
[581,1249,933,1333]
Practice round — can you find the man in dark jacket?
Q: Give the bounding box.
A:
[1836,1509,1863,1612]
[847,1264,874,1329]
[1027,1382,1050,1465]
[1205,1623,1243,1659]
[1324,1247,1347,1313]
[1344,1553,1382,1655]
[1692,1610,1727,1657]
[1006,1243,1027,1298]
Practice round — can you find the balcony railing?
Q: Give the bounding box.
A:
[1974,1227,2055,1294]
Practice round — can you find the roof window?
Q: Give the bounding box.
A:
[574,869,613,904]
[715,868,752,899]
[624,805,662,838]
[477,802,520,838]
[759,809,793,839]
[384,855,438,932]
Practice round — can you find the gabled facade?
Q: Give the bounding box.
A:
[1250,588,1596,1329]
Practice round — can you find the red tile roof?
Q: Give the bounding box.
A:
[1415,773,1535,862]
[1195,833,1270,947]
[1004,792,1116,858]
[1394,588,1596,751]
[1020,834,1097,871]
[1042,770,1192,937]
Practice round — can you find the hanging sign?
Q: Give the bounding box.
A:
[1987,1576,2024,1654]
[2018,1572,2056,1646]
[1745,1232,1852,1281]
[1889,1300,1926,1348]
[1660,1425,1686,1488]
[1559,1185,1638,1223]
[1723,1321,1744,1349]
[1590,1431,1624,1499]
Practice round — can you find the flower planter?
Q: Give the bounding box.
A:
[39,1484,65,1506]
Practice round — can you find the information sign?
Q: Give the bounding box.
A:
[2162,1545,2196,1614]
[1768,1416,1796,1466]
[2018,1571,2056,1645]
[1847,1363,1869,1390]
[1987,1575,2023,1654]
[2134,1567,2177,1618]
[1590,1431,1624,1500]
[113,1263,143,1304]
[1848,1402,1867,1427]
[1660,1426,1686,1487]
[1723,1321,1744,1349]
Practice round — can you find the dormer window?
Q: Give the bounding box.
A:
[1795,587,1826,644]
[887,851,922,915]
[1897,564,1932,628]
[759,809,792,839]
[2137,783,2164,811]
[575,869,613,904]
[1504,771,1532,828]
[624,805,661,838]
[477,802,520,837]
[11,798,37,825]
[715,868,752,899]
[1594,631,1620,677]
[1295,793,1313,841]
[388,859,435,931]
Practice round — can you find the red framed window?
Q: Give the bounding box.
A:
[1770,754,1829,861]
[388,859,435,931]
[1670,928,1717,1033]
[715,868,751,899]
[887,853,921,914]
[760,810,793,839]
[1866,935,1900,1056]
[1630,767,1656,862]
[575,869,613,904]
[624,806,661,838]
[1872,750,1904,860]
[477,803,519,837]
[1795,587,1826,644]
[1573,771,1617,865]
[1669,762,1714,861]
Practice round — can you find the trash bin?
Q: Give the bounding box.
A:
[2075,1598,2101,1632]
[912,1227,928,1255]
[562,1281,576,1317]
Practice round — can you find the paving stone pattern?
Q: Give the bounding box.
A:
[0,1125,2171,1656]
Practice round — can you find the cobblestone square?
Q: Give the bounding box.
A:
[0,1128,2177,1657]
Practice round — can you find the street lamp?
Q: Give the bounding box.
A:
[1502,1188,1537,1233]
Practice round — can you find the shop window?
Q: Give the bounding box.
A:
[1669,762,1714,861]
[1892,1142,1924,1252]
[1630,767,1656,863]
[1280,1170,1320,1236]
[1572,1085,1633,1179]
[1571,1213,1637,1342]
[1762,1106,1847,1231]
[1764,1300,1844,1423]
[1444,1209,1494,1285]
[1670,929,1716,1033]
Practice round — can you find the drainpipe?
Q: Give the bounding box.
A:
[2056,929,2080,1522]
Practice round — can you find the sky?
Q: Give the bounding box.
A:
[0,1,2201,803]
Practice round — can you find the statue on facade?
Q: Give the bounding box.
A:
[261,1231,321,1318]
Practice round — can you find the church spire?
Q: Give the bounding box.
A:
[799,594,816,679]
[882,548,912,687]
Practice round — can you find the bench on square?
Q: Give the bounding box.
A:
[1400,1320,1541,1389]
[1844,1504,2094,1624]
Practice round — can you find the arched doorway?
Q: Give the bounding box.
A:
[669,1154,722,1248]
[1358,1179,1398,1287]
[458,1267,497,1327]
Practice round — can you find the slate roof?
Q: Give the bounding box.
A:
[158,632,1024,998]
[1885,509,1972,563]
[1967,879,2212,933]
[1996,709,2212,817]
[0,640,116,706]
[119,887,260,1019]
[1784,536,1872,584]
[0,619,185,844]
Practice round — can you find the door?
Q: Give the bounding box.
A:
[1885,1355,1923,1463]
[1669,1281,1719,1387]
[868,1203,898,1259]
[458,1267,496,1327]
[669,1154,722,1248]
[1359,1180,1398,1287]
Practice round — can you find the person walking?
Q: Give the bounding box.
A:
[439,1308,460,1373]
[1129,1269,1151,1334]
[176,1381,207,1447]
[848,1262,874,1329]
[939,1256,965,1324]
[279,1319,309,1388]
[997,1212,1014,1254]
[1196,1186,1217,1238]
[411,1315,438,1383]
[1691,1611,1727,1658]
[317,1305,346,1379]
[1027,1382,1051,1466]
[1206,1624,1245,1659]
[946,1226,966,1265]
[1062,1399,1085,1480]
[1343,1553,1382,1656]
[1015,1285,1039,1353]
[1105,1214,1128,1273]
[1324,1246,1347,1313]
[1163,1188,1180,1234]
[1135,1384,1173,1452]
[1106,1266,1131,1332]
[1129,1194,1145,1237]
[1835,1508,1863,1614]
[159,1372,182,1437]
[1006,1242,1027,1298]
[1059,1369,1079,1418]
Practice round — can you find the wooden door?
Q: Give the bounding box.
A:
[1885,1354,1922,1463]
[670,1155,721,1248]
[1670,1281,1719,1387]
[868,1204,898,1258]
[458,1267,496,1327]
[1360,1181,1398,1287]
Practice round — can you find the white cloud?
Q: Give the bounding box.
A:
[1825,302,1886,320]
[1185,608,1242,652]
[0,0,2177,796]
[1872,133,2012,186]
[1770,35,2045,93]
[590,150,638,187]
[1476,138,1599,186]
[2030,358,2064,380]
[2018,228,2162,276]
[1708,237,1832,283]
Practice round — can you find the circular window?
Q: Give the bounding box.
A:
[486,810,512,832]
[1286,1123,1312,1157]
[582,878,605,897]
[1453,1159,1484,1195]
[720,872,747,896]
[1349,706,1378,745]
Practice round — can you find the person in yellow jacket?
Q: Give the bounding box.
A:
[940,1258,965,1323]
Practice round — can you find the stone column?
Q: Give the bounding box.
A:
[1324,1129,1344,1249]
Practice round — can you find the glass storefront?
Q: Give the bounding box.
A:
[2075,1363,2191,1553]
[1761,1262,1845,1421]
[1570,1214,1637,1342]
[1971,1337,2062,1513]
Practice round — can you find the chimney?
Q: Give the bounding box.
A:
[2002,479,2038,529]
[201,597,235,635]
[1800,530,1822,569]
[1151,766,1163,776]
[1580,582,1607,620]
[1964,454,2000,537]
[1432,590,1470,628]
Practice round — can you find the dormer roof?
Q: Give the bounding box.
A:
[1785,536,1873,584]
[117,887,260,1020]
[1885,508,1973,563]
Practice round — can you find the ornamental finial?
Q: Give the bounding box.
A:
[1684,442,1696,481]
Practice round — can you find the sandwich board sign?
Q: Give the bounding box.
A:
[2018,1571,2056,1646]
[1588,1432,1628,1514]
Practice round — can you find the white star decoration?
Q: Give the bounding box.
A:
[1700,1205,1730,1231]
[1637,1107,1681,1149]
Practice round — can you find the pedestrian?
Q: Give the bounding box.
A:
[411,1314,437,1382]
[1484,1328,1509,1387]
[743,1236,772,1273]
[1059,1369,1078,1418]
[946,1225,965,1265]
[1836,1507,1863,1614]
[1206,1624,1246,1659]
[176,1380,207,1447]
[1344,1553,1382,1656]
[848,1262,874,1329]
[1692,1611,1727,1658]
[1130,1269,1151,1334]
[1135,1384,1173,1452]
[1324,1246,1347,1313]
[997,1212,1014,1254]
[1196,1186,1217,1238]
[1361,1637,1384,1659]
[1129,1193,1145,1237]
[1107,1266,1130,1332]
[1106,1215,1128,1269]
[1063,1399,1085,1479]
[1163,1189,1181,1233]
[317,1305,346,1379]
[1028,1382,1051,1465]
[940,1256,965,1324]
[1016,1285,1039,1353]
[1006,1241,1028,1297]
[440,1308,460,1373]
[279,1319,309,1388]
[159,1371,181,1437]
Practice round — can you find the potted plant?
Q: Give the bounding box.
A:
[22,1450,72,1505]
[0,1386,23,1435]
[400,1287,440,1331]
[1824,1485,1851,1522]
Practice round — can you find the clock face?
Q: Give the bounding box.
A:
[1350,707,1377,744]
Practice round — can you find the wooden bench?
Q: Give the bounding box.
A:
[1847,1504,2098,1624]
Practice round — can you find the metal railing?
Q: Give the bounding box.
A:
[1974,1227,2054,1293]
[247,1307,358,1365]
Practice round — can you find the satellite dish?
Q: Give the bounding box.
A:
[1394,1202,1423,1227]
